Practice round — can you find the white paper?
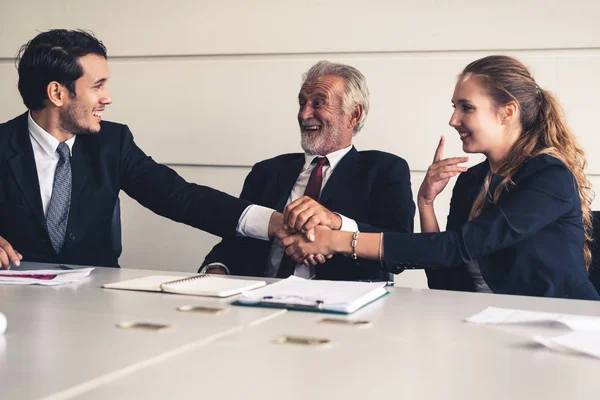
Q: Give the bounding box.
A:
[466,306,600,331]
[534,332,600,359]
[103,275,266,297]
[0,268,94,286]
[102,275,183,292]
[236,276,388,313]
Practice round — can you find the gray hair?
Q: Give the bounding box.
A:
[301,61,370,135]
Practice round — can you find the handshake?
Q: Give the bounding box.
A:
[269,196,342,267]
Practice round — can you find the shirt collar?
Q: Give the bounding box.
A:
[28,112,76,156]
[302,144,353,171]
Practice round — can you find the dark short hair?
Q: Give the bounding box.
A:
[16,29,107,110]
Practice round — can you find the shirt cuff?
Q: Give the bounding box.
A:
[236,205,274,241]
[338,213,358,232]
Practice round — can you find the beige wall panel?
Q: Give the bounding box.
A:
[81,51,579,171]
[1,51,597,174]
[1,0,599,58]
[0,61,24,119]
[555,53,600,174]
[119,165,249,272]
[589,176,600,210]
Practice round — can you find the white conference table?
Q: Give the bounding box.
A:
[0,263,284,400]
[1,263,600,399]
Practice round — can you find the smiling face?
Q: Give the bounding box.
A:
[59,54,112,135]
[297,75,355,155]
[449,74,513,159]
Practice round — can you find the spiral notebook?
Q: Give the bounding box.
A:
[103,275,266,297]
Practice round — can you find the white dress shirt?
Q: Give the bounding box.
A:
[28,113,76,216]
[264,145,359,279]
[28,113,272,242]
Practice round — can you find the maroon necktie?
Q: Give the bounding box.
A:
[277,157,329,278]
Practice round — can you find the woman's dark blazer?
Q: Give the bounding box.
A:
[383,154,600,300]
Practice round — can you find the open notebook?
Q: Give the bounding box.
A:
[103,275,266,297]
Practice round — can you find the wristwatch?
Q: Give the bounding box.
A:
[199,263,230,275]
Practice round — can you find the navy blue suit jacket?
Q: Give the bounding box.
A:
[0,112,249,267]
[201,147,415,281]
[383,154,599,300]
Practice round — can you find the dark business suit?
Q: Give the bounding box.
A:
[383,154,599,300]
[0,112,249,267]
[201,147,415,281]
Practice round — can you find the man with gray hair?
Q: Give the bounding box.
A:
[200,61,414,281]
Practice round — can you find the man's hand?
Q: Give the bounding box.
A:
[267,211,285,238]
[0,236,22,269]
[283,196,342,238]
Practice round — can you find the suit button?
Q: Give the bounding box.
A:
[68,233,76,241]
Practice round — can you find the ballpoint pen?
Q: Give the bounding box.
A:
[359,280,395,286]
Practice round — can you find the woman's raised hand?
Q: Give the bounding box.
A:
[417,136,468,207]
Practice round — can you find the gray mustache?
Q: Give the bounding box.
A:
[300,120,321,128]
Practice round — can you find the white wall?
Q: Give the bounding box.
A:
[1,1,599,289]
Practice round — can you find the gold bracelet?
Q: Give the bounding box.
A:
[351,231,360,260]
[378,232,384,266]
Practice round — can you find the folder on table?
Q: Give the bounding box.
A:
[233,276,389,314]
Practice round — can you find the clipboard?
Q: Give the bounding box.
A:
[232,277,389,314]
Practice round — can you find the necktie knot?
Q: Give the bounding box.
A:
[314,156,328,167]
[56,142,70,161]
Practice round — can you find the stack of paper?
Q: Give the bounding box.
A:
[0,268,95,286]
[235,276,389,314]
[467,306,600,359]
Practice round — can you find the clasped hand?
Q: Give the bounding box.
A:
[277,196,340,266]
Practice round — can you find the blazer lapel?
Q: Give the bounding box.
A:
[7,113,47,231]
[318,147,359,205]
[275,156,305,212]
[457,161,490,221]
[66,137,90,234]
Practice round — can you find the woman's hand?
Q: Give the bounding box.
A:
[417,136,468,207]
[277,226,337,264]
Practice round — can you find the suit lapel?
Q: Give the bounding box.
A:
[457,161,490,221]
[66,137,90,234]
[319,147,359,205]
[275,156,304,211]
[7,113,47,231]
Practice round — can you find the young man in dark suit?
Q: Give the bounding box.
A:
[0,29,285,269]
[200,61,415,281]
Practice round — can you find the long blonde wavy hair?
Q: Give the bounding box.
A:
[465,55,594,269]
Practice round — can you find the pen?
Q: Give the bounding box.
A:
[359,280,395,286]
[57,264,73,270]
[260,296,325,309]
